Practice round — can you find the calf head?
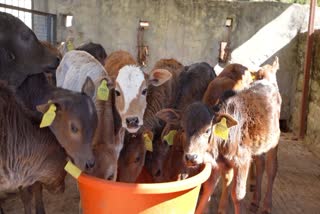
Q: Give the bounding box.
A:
[89,127,125,181]
[114,65,172,133]
[117,131,146,183]
[76,42,107,66]
[157,102,237,168]
[0,12,60,87]
[152,112,182,181]
[253,57,279,84]
[90,143,118,181]
[36,78,98,171]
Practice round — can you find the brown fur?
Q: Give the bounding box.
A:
[104,50,137,80]
[153,128,201,183]
[149,62,215,180]
[143,59,183,130]
[157,58,281,214]
[117,132,146,183]
[0,80,97,213]
[105,50,172,133]
[202,63,254,107]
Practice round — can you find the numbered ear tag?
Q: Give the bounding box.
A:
[143,133,153,152]
[97,80,109,101]
[39,104,57,128]
[64,161,82,179]
[214,117,229,140]
[163,130,177,146]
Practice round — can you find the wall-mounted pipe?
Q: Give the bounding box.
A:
[299,0,316,139]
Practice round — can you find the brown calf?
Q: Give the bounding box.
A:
[159,59,281,214]
[117,131,147,182]
[148,62,216,181]
[0,80,97,214]
[104,50,172,133]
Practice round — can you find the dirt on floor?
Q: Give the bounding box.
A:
[3,133,320,214]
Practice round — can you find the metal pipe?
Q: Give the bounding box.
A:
[0,3,55,16]
[299,0,316,139]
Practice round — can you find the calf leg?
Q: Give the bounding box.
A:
[19,186,32,214]
[218,167,233,214]
[250,155,265,213]
[196,167,220,214]
[32,182,45,214]
[0,202,4,214]
[262,146,278,214]
[231,161,250,214]
[249,161,256,192]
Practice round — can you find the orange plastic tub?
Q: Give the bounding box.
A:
[77,163,211,214]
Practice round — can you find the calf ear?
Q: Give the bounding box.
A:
[156,109,181,125]
[103,76,114,89]
[272,56,279,73]
[214,113,238,128]
[143,129,154,142]
[36,102,51,114]
[81,77,95,98]
[148,69,172,86]
[36,99,64,114]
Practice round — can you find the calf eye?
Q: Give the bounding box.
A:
[205,128,211,135]
[115,90,121,96]
[134,156,141,163]
[71,123,79,133]
[142,89,147,96]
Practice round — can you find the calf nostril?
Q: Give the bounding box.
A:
[107,174,114,180]
[185,154,198,162]
[155,169,161,177]
[85,159,95,170]
[126,117,139,125]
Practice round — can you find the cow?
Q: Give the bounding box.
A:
[104,50,172,133]
[149,62,216,181]
[76,42,107,66]
[0,79,98,214]
[117,132,147,182]
[0,12,60,88]
[56,50,121,180]
[158,58,281,213]
[134,58,183,182]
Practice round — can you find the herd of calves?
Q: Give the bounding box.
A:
[0,12,281,214]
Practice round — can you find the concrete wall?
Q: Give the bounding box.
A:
[292,30,320,158]
[46,0,293,68]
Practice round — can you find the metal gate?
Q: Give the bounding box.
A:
[0,1,57,44]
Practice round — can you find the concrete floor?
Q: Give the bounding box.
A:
[3,133,320,214]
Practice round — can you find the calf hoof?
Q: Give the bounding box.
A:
[249,202,259,213]
[249,184,256,192]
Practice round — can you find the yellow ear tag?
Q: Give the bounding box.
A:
[143,133,153,152]
[39,104,57,128]
[97,80,109,101]
[163,130,177,146]
[214,117,229,140]
[66,40,74,51]
[64,161,82,179]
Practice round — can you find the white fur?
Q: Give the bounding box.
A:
[56,50,109,99]
[116,65,145,114]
